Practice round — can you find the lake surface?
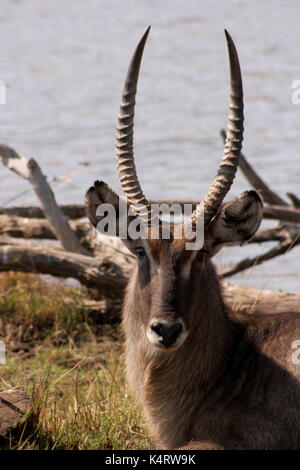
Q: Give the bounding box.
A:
[1,0,300,292]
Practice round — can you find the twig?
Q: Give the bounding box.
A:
[221,237,300,278]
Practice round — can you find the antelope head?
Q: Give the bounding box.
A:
[86,28,263,352]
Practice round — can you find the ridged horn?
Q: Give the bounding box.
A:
[186,30,244,231]
[115,26,153,224]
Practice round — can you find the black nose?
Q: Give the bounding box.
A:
[151,322,183,347]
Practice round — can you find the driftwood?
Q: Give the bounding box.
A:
[0,215,97,253]
[221,223,300,278]
[0,237,130,298]
[65,282,300,320]
[0,200,300,224]
[0,214,291,247]
[0,204,86,220]
[0,144,87,254]
[0,234,299,316]
[2,201,300,224]
[223,283,300,315]
[0,139,299,309]
[263,205,300,224]
[287,192,300,208]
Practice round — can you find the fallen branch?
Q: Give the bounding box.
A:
[79,282,300,321]
[2,200,300,225]
[0,233,299,315]
[263,205,300,224]
[0,215,95,251]
[223,282,300,315]
[0,143,87,254]
[0,239,130,298]
[0,212,296,250]
[221,237,300,278]
[287,192,300,208]
[247,225,287,244]
[0,204,86,220]
[1,140,300,281]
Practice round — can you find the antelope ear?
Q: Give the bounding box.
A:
[85,180,121,228]
[204,190,263,258]
[85,180,137,241]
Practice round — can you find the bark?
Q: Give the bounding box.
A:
[63,282,300,319]
[0,235,299,315]
[2,202,300,224]
[0,238,131,298]
[263,205,300,224]
[0,204,86,220]
[287,192,300,208]
[0,143,87,254]
[0,213,296,248]
[221,238,300,278]
[0,215,95,252]
[223,282,300,315]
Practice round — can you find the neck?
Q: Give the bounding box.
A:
[123,260,232,447]
[168,259,232,386]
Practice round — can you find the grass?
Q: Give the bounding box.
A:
[0,273,151,450]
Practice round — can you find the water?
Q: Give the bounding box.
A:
[0,0,300,292]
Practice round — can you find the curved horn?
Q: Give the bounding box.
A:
[187,30,244,231]
[115,27,152,224]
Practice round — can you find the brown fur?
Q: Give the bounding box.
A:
[122,242,300,450]
[85,181,300,450]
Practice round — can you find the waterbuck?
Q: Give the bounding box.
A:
[86,28,300,450]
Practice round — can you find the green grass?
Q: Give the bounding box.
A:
[0,273,151,450]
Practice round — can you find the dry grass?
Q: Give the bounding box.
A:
[0,273,151,450]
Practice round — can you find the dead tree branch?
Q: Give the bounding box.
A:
[0,233,299,315]
[221,236,300,278]
[286,192,300,208]
[0,204,86,219]
[263,205,300,224]
[0,143,87,254]
[223,282,300,315]
[0,238,130,298]
[3,201,300,225]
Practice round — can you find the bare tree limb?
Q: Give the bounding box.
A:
[223,282,300,315]
[0,215,96,250]
[0,204,86,219]
[263,205,300,224]
[3,200,300,225]
[286,192,300,208]
[0,143,88,254]
[242,225,288,244]
[1,234,299,314]
[221,236,300,278]
[80,283,300,320]
[0,239,130,298]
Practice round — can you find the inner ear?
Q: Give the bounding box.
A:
[85,180,121,227]
[85,180,146,252]
[204,190,263,257]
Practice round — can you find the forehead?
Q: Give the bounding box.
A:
[147,232,190,265]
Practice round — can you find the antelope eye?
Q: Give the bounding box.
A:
[135,247,146,259]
